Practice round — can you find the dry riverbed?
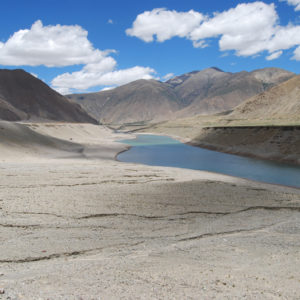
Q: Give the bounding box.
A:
[0,122,300,299]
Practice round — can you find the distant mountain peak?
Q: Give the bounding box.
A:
[210,67,224,72]
[187,70,200,75]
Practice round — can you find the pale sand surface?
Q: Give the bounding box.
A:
[0,121,300,299]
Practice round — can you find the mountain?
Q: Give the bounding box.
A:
[67,79,182,124]
[68,67,295,124]
[171,67,295,117]
[0,69,98,124]
[228,75,300,123]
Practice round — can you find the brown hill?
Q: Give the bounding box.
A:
[228,75,300,124]
[172,68,294,117]
[0,69,98,124]
[68,67,294,124]
[68,79,182,124]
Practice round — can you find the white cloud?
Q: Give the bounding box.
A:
[191,2,278,56]
[193,40,209,48]
[54,86,71,95]
[126,8,205,42]
[293,46,300,60]
[101,86,116,91]
[280,0,300,11]
[126,2,300,61]
[162,73,174,81]
[0,20,157,93]
[266,50,283,60]
[108,19,113,24]
[51,64,156,91]
[0,20,111,67]
[266,25,300,53]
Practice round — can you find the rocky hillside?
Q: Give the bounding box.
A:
[68,79,182,124]
[172,68,294,118]
[0,69,98,124]
[190,126,300,165]
[228,75,300,124]
[68,67,294,124]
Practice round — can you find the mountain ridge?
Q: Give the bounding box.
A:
[67,67,295,124]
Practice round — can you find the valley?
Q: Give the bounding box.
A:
[0,66,299,299]
[2,1,300,298]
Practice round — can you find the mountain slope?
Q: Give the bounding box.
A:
[68,67,295,124]
[0,96,27,121]
[0,69,98,123]
[68,79,182,124]
[228,75,300,123]
[173,67,294,117]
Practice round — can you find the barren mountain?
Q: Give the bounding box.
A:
[68,67,294,124]
[68,79,182,124]
[228,75,300,123]
[0,69,97,123]
[172,67,294,117]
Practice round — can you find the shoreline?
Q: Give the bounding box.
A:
[118,132,300,190]
[188,140,300,167]
[127,123,300,167]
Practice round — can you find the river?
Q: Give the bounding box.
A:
[117,134,300,188]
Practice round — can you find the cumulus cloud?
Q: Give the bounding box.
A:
[101,86,116,91]
[54,86,72,95]
[191,2,278,56]
[0,20,111,67]
[126,2,300,61]
[52,65,155,92]
[266,25,300,52]
[280,0,300,11]
[126,8,205,42]
[0,20,157,92]
[162,73,175,81]
[293,46,300,60]
[50,48,157,93]
[266,50,283,60]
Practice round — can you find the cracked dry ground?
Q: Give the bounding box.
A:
[0,160,300,299]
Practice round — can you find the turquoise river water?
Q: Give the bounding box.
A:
[118,134,300,188]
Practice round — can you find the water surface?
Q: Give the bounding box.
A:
[118,134,300,188]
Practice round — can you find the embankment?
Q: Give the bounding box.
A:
[190,126,300,165]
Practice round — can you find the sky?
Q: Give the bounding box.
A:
[0,0,300,94]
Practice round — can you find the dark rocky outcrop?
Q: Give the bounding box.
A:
[0,69,98,124]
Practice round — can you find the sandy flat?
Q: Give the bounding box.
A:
[0,121,300,299]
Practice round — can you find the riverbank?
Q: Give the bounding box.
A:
[129,121,300,165]
[0,121,300,299]
[189,125,300,166]
[117,134,300,188]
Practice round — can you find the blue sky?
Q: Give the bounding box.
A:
[0,0,300,94]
